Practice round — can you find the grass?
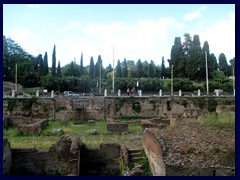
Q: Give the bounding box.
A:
[198,112,235,129]
[3,119,142,150]
[113,116,154,121]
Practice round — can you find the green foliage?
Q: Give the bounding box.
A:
[52,45,56,76]
[140,150,153,176]
[206,71,233,92]
[113,116,154,121]
[199,112,235,128]
[170,78,194,91]
[208,98,217,112]
[198,98,206,109]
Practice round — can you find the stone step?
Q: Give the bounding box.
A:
[129,152,143,158]
[131,156,144,162]
[128,148,142,153]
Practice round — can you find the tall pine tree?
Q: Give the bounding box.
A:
[116,59,122,78]
[57,61,61,76]
[137,59,142,78]
[89,56,95,78]
[186,35,202,80]
[218,53,229,76]
[43,52,49,76]
[160,56,166,79]
[170,37,184,78]
[122,58,128,77]
[52,45,56,76]
[80,52,84,76]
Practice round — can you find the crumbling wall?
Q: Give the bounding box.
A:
[107,122,128,133]
[142,128,166,176]
[10,135,80,176]
[80,143,124,176]
[3,138,12,175]
[16,119,49,134]
[3,97,235,121]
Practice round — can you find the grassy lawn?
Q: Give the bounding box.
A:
[198,112,235,129]
[3,119,142,150]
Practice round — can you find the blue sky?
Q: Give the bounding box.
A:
[3,4,235,68]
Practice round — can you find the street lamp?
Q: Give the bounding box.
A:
[15,63,17,91]
[112,46,115,93]
[37,63,40,86]
[205,51,209,96]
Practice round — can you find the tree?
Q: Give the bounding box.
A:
[136,59,143,78]
[95,55,102,78]
[160,56,166,79]
[148,60,156,78]
[186,34,203,80]
[218,53,229,76]
[57,61,61,76]
[116,59,122,77]
[43,52,49,76]
[36,54,44,85]
[183,33,192,56]
[208,53,218,79]
[122,58,128,77]
[89,56,95,78]
[170,37,184,78]
[80,52,84,76]
[52,45,56,76]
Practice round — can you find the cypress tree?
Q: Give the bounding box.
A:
[89,56,95,78]
[80,52,84,76]
[57,61,61,76]
[52,45,56,76]
[122,58,128,77]
[43,52,49,75]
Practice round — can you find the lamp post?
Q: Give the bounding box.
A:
[99,62,102,94]
[112,46,115,94]
[205,51,209,96]
[37,63,40,87]
[171,65,173,96]
[15,63,17,91]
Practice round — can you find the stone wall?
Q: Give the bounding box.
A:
[10,135,80,176]
[142,128,166,176]
[16,119,49,134]
[3,96,235,121]
[3,138,12,175]
[107,122,128,133]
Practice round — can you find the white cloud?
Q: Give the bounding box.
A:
[174,22,185,29]
[183,6,205,21]
[12,29,30,41]
[201,12,235,60]
[27,4,40,8]
[64,21,82,31]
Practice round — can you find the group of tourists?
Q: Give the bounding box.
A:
[127,87,136,96]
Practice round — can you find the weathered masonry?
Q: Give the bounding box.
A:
[3,96,235,121]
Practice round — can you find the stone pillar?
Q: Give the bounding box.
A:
[51,90,54,98]
[216,90,219,96]
[11,89,15,97]
[198,89,201,97]
[179,90,182,97]
[36,90,39,97]
[104,89,107,97]
[139,90,142,97]
[159,89,162,97]
[118,89,121,97]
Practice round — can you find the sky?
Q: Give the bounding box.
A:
[3,4,235,68]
